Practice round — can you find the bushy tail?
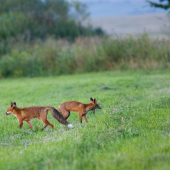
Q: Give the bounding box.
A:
[51,108,73,127]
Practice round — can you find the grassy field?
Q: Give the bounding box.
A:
[0,71,170,170]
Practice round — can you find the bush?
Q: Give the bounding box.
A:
[0,34,170,78]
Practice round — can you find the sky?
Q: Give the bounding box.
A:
[68,0,166,17]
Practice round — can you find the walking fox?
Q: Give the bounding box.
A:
[58,98,101,123]
[5,102,73,130]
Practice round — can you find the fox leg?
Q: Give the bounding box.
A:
[64,111,70,120]
[25,120,33,129]
[82,115,87,123]
[59,109,70,120]
[19,120,23,129]
[42,124,48,130]
[40,119,54,130]
[79,113,82,123]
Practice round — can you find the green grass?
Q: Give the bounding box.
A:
[0,71,170,170]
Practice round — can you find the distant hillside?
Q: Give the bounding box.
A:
[87,13,170,38]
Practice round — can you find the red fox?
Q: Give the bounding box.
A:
[5,102,73,130]
[58,98,101,123]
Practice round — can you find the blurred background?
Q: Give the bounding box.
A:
[83,0,168,37]
[0,0,170,78]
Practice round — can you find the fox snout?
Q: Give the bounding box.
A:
[92,106,102,114]
[5,111,12,115]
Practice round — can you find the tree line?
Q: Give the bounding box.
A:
[0,0,103,42]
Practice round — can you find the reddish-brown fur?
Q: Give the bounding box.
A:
[5,102,71,130]
[58,98,101,123]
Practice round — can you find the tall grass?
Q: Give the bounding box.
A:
[0,33,170,78]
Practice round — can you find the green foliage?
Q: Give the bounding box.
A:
[71,1,90,23]
[0,34,170,78]
[0,12,28,41]
[0,0,100,42]
[0,71,170,169]
[147,0,170,11]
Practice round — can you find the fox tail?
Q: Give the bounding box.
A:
[51,108,73,128]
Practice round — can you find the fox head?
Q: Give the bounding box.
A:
[5,102,16,115]
[90,98,101,114]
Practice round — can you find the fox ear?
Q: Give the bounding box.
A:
[90,97,93,101]
[94,98,97,104]
[10,102,13,107]
[10,102,16,108]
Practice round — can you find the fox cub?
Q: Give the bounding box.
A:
[58,98,101,123]
[5,102,73,130]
